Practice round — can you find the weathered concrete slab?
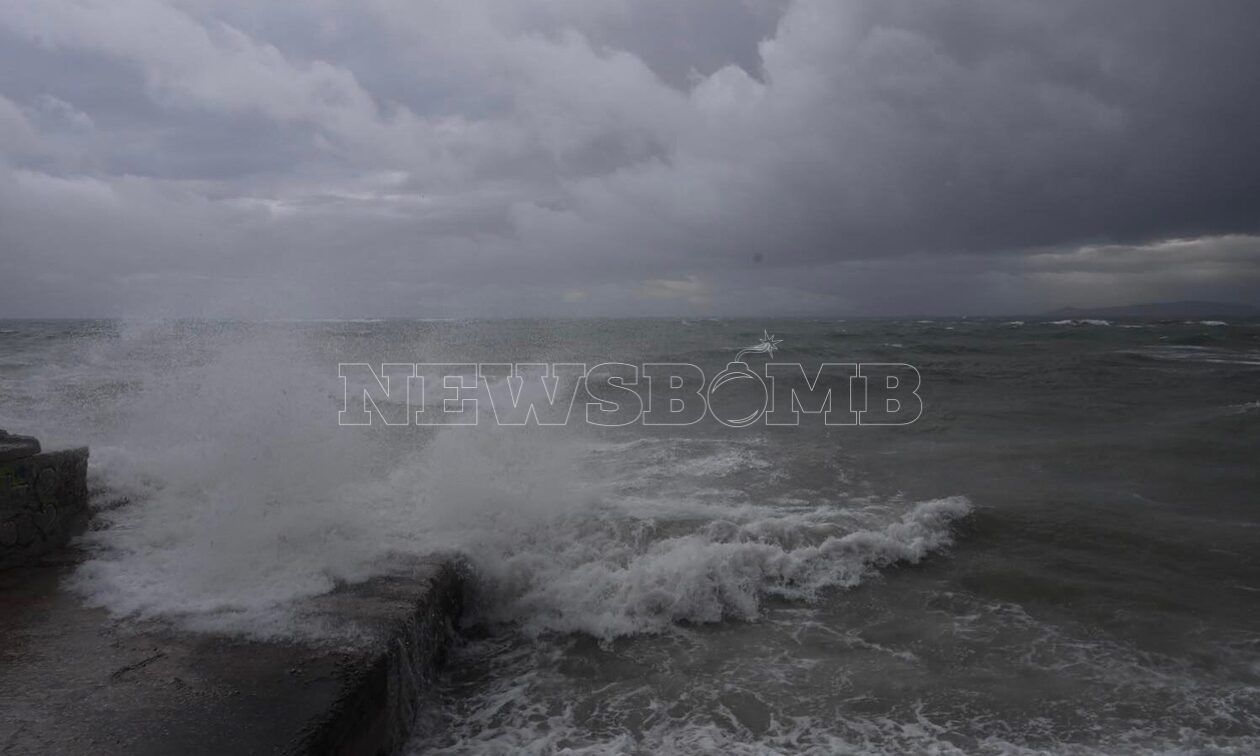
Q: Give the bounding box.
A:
[0,446,90,569]
[0,550,468,755]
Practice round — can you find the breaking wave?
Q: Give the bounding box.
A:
[61,324,971,641]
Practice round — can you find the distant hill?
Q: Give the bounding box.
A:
[1043,301,1260,319]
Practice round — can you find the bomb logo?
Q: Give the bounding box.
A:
[706,330,781,428]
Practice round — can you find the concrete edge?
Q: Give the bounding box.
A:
[293,558,474,755]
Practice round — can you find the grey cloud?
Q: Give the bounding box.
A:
[0,0,1258,318]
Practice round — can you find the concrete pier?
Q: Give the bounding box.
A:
[0,552,469,755]
[1,430,469,753]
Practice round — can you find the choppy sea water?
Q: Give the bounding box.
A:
[1,318,1259,754]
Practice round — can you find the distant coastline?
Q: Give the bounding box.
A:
[1042,300,1260,319]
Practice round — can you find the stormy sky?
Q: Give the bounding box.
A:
[1,0,1258,318]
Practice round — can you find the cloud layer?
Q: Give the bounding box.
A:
[2,0,1258,317]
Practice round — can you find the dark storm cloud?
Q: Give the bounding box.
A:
[0,0,1258,317]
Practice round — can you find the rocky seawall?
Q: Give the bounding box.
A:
[0,429,90,570]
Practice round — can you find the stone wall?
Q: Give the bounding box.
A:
[0,447,90,570]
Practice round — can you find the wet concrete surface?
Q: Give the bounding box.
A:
[0,550,467,755]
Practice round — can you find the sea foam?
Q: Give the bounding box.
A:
[58,324,971,641]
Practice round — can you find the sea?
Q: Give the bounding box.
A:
[1,317,1258,754]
